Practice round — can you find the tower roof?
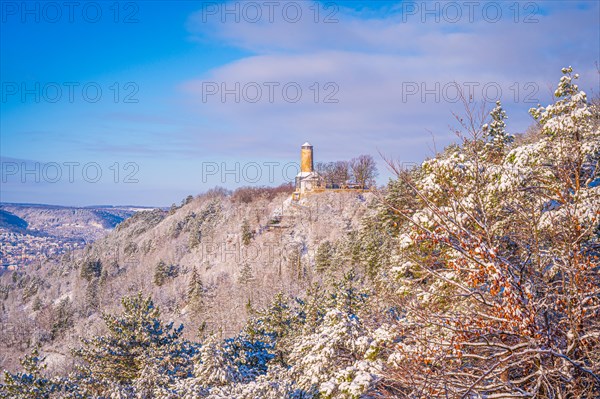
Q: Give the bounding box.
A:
[302,142,312,147]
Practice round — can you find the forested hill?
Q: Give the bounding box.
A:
[0,210,28,233]
[1,68,599,398]
[0,185,376,371]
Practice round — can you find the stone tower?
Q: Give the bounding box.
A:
[300,142,313,173]
[294,142,320,200]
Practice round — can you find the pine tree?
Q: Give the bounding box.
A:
[223,335,275,382]
[84,278,99,313]
[315,241,334,273]
[287,246,304,281]
[246,292,299,366]
[238,262,254,285]
[50,298,74,341]
[187,267,205,312]
[241,219,253,246]
[153,260,179,286]
[482,100,513,152]
[330,270,368,316]
[358,216,392,281]
[287,296,382,398]
[375,67,600,398]
[193,335,239,387]
[73,293,196,395]
[31,296,42,312]
[299,283,327,334]
[189,200,221,250]
[0,346,60,399]
[80,259,102,281]
[245,298,253,316]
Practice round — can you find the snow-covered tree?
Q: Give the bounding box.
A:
[187,267,204,305]
[482,100,513,152]
[1,347,60,399]
[73,293,197,397]
[241,219,253,247]
[237,262,254,286]
[315,241,335,273]
[245,292,299,366]
[287,281,392,399]
[193,335,240,387]
[378,67,600,398]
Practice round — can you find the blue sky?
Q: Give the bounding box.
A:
[1,0,599,206]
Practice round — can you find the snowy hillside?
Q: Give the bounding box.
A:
[1,68,598,399]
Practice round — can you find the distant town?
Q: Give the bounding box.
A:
[0,204,139,271]
[0,230,85,270]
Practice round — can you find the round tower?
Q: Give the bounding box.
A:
[300,142,313,173]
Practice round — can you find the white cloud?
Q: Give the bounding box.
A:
[178,1,598,163]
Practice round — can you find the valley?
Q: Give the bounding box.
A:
[0,204,149,270]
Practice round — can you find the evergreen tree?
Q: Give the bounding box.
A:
[482,100,513,152]
[193,335,239,387]
[330,271,368,316]
[246,292,299,366]
[238,262,254,285]
[153,260,179,287]
[0,346,60,399]
[287,286,386,398]
[376,67,600,398]
[189,226,202,249]
[223,335,275,382]
[298,283,327,334]
[187,267,205,312]
[84,278,99,313]
[315,241,334,273]
[241,219,253,246]
[31,296,43,312]
[183,194,194,205]
[50,298,74,341]
[287,246,304,281]
[80,259,102,281]
[73,293,196,395]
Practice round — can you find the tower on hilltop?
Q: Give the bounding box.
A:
[300,142,314,173]
[294,142,320,199]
